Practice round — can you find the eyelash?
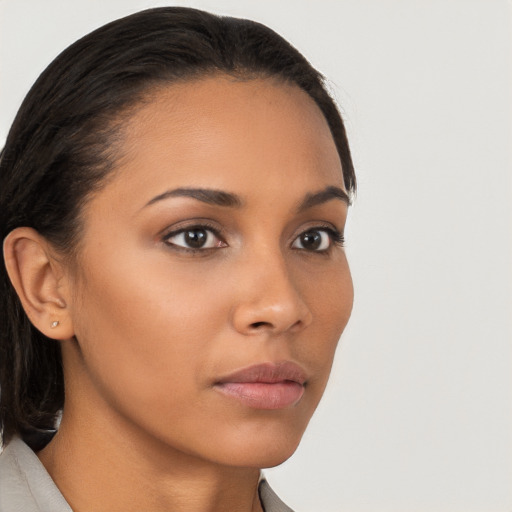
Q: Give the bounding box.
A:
[295,227,345,251]
[162,222,225,254]
[162,223,345,254]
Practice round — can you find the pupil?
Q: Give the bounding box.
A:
[184,229,207,248]
[301,231,321,250]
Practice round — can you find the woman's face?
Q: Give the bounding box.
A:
[63,76,353,468]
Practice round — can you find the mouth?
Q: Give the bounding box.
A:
[214,361,307,410]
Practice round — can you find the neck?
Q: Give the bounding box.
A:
[38,405,263,512]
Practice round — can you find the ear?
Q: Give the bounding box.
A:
[3,227,75,340]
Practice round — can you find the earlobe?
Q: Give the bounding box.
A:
[3,227,75,340]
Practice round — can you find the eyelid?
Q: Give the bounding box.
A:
[160,219,223,238]
[291,224,345,251]
[161,221,227,252]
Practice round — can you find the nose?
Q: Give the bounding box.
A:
[230,251,313,336]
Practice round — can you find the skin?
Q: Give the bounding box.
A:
[11,76,353,512]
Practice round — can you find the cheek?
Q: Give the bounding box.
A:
[297,258,353,380]
[68,249,229,412]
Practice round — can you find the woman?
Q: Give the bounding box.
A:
[0,7,355,512]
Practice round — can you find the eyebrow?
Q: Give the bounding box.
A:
[144,187,243,209]
[143,185,350,211]
[297,186,351,211]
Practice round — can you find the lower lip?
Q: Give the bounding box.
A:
[214,381,305,409]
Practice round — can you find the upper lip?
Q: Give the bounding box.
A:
[215,361,308,385]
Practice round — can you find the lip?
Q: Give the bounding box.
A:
[214,362,307,410]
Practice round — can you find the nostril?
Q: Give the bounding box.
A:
[249,319,303,331]
[250,321,270,329]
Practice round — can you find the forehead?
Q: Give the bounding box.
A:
[101,76,345,208]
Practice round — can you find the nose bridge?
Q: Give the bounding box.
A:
[231,242,313,334]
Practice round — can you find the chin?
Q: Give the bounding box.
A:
[203,418,308,469]
[255,442,302,469]
[220,438,303,469]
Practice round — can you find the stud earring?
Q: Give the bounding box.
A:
[50,321,60,328]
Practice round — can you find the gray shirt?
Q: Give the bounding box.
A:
[0,437,293,512]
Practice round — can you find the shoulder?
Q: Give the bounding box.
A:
[259,477,295,512]
[0,437,72,512]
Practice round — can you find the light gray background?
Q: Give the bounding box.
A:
[1,1,511,511]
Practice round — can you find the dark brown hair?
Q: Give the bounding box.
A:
[0,6,356,450]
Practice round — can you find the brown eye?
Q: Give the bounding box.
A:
[164,227,225,250]
[183,229,208,248]
[292,229,331,251]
